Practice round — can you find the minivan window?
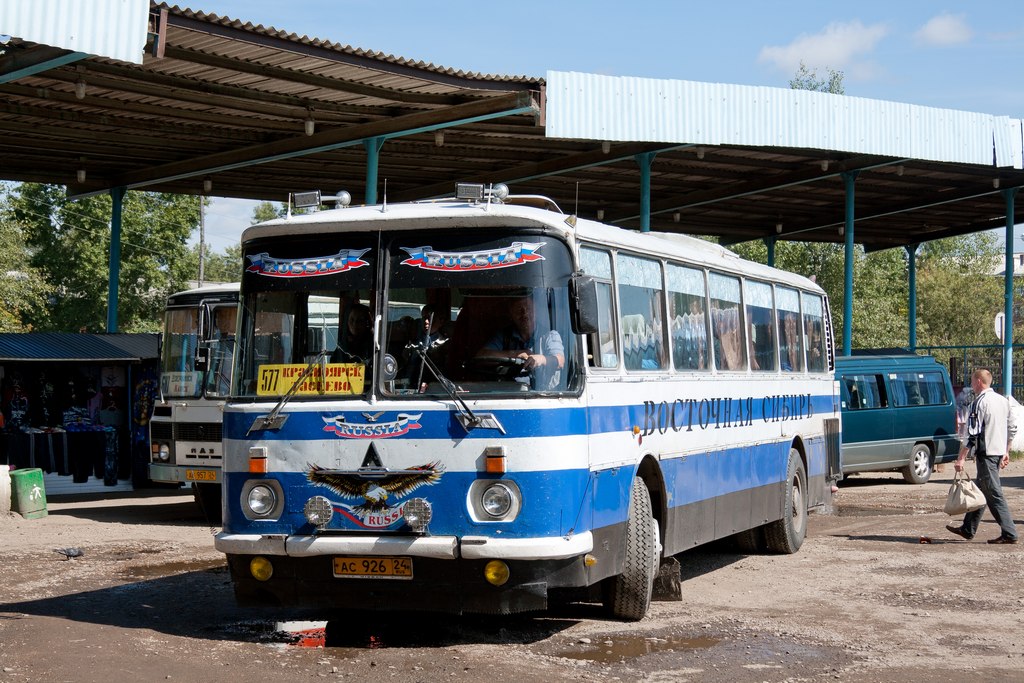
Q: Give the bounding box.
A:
[890,371,948,407]
[842,374,886,410]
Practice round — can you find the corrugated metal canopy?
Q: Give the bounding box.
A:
[1,2,1022,252]
[0,333,159,361]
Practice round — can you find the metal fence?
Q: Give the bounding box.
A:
[914,344,1024,401]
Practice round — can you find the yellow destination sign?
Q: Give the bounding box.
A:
[257,363,365,396]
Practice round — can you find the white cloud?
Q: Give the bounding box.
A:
[758,20,889,76]
[914,13,972,46]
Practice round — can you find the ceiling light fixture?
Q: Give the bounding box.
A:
[993,178,1001,189]
[203,177,212,194]
[820,160,830,172]
[304,110,315,136]
[696,147,705,160]
[596,209,605,221]
[74,78,86,100]
[434,130,445,147]
[776,222,783,234]
[601,141,611,154]
[673,211,681,223]
[896,165,905,177]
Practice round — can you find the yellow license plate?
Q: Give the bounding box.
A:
[186,469,218,482]
[333,556,413,580]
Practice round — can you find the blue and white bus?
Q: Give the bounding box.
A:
[215,184,841,620]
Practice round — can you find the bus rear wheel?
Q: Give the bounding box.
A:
[764,449,807,554]
[603,477,657,621]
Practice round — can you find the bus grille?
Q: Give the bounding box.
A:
[824,417,842,481]
[150,422,172,440]
[176,422,223,442]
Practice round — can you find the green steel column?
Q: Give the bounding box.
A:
[842,171,858,355]
[635,152,657,232]
[764,237,776,268]
[106,187,127,333]
[1002,188,1018,395]
[363,137,385,205]
[906,243,919,350]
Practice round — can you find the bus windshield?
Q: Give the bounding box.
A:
[160,307,202,398]
[234,229,580,399]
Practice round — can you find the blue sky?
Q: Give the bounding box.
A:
[193,1,1024,251]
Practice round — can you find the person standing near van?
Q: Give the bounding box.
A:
[946,369,1018,544]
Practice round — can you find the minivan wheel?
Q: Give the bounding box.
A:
[901,443,933,485]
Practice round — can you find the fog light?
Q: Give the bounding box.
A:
[304,496,333,527]
[484,559,509,586]
[403,497,432,533]
[247,484,277,516]
[250,556,273,582]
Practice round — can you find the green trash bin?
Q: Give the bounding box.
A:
[10,468,47,519]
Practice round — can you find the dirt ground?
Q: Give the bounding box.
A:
[1,460,1023,683]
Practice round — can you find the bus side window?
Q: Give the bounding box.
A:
[580,246,618,368]
[667,263,708,371]
[617,253,667,371]
[709,272,746,371]
[744,280,776,372]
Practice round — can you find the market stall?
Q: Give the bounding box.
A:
[0,333,159,495]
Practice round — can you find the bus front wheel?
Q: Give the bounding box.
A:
[603,477,657,621]
[764,449,807,554]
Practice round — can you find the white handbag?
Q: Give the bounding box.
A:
[944,470,986,516]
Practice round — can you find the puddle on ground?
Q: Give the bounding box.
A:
[558,634,721,663]
[833,504,914,517]
[121,558,226,579]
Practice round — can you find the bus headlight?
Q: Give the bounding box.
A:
[481,483,514,518]
[152,444,170,462]
[247,484,277,516]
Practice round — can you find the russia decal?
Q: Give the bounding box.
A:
[245,249,370,277]
[400,242,545,271]
[322,412,423,439]
[306,460,443,529]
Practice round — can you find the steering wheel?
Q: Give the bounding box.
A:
[465,355,529,380]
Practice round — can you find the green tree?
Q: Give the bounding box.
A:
[0,186,53,331]
[789,60,845,95]
[189,242,243,283]
[915,233,1004,347]
[5,183,199,332]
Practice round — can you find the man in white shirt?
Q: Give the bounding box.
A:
[946,369,1018,544]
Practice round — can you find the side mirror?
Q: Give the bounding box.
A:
[569,274,600,335]
[195,346,210,372]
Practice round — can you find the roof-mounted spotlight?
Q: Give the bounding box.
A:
[331,190,352,207]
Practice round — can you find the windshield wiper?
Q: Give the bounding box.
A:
[248,348,329,434]
[407,342,505,434]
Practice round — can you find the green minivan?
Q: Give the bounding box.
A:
[835,353,960,484]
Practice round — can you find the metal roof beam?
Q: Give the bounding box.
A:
[391,143,692,203]
[0,45,88,83]
[615,155,909,223]
[68,91,539,199]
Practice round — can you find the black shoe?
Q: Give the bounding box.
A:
[987,535,1018,544]
[946,524,973,540]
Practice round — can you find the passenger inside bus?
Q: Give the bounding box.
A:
[407,304,451,391]
[474,295,564,389]
[333,302,371,363]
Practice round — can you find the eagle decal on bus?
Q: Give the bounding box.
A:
[306,461,443,524]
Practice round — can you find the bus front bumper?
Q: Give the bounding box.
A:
[148,463,221,485]
[214,530,593,560]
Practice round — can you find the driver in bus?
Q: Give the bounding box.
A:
[332,302,372,363]
[475,295,564,389]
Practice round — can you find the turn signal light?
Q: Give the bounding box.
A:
[249,446,268,474]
